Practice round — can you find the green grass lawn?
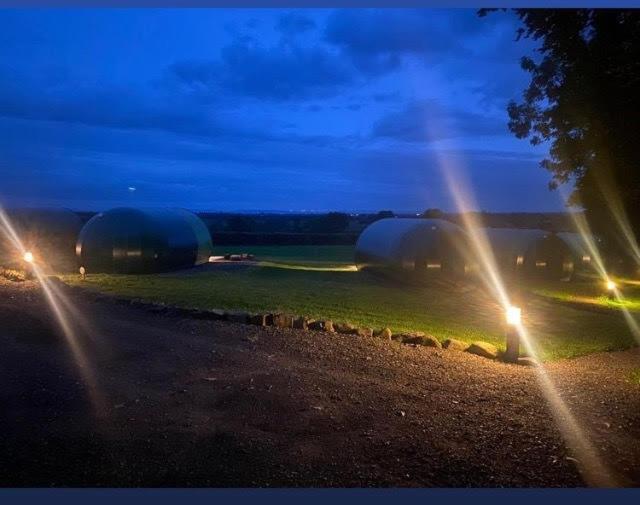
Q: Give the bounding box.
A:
[61,245,639,362]
[212,245,355,268]
[532,277,640,312]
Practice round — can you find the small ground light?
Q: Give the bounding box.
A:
[23,251,34,263]
[606,279,616,299]
[506,305,522,326]
[504,305,522,363]
[79,266,86,280]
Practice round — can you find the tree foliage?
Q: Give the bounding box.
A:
[492,9,640,242]
[421,208,444,219]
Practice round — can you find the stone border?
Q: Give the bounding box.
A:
[59,280,535,366]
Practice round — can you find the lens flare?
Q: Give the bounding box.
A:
[0,204,106,415]
[506,305,522,326]
[419,110,618,485]
[558,189,640,345]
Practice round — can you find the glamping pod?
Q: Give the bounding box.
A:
[355,218,468,277]
[484,228,574,280]
[0,208,82,272]
[76,208,213,274]
[557,232,599,275]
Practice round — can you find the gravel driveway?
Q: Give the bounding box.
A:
[1,279,638,487]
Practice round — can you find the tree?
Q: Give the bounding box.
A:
[310,212,350,233]
[486,9,640,248]
[421,208,443,219]
[373,210,395,221]
[226,215,255,232]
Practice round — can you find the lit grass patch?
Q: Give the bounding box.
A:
[62,266,637,362]
[627,369,640,386]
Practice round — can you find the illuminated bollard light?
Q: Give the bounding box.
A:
[504,305,521,363]
[79,266,86,280]
[22,250,35,280]
[606,279,616,299]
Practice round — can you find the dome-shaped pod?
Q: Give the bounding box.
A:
[557,231,601,276]
[76,208,213,274]
[355,218,468,278]
[0,208,82,272]
[484,228,574,280]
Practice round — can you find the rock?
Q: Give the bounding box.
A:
[249,313,268,326]
[443,338,469,351]
[392,331,424,342]
[466,341,499,359]
[374,328,393,340]
[334,322,357,335]
[272,313,294,328]
[401,333,441,348]
[189,309,211,319]
[208,309,227,320]
[226,311,249,324]
[308,320,322,331]
[517,356,538,367]
[293,316,310,330]
[309,320,334,332]
[356,327,373,338]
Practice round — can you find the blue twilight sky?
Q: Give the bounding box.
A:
[0,8,566,213]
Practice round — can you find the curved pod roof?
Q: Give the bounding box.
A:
[484,227,574,279]
[355,218,467,274]
[76,208,212,274]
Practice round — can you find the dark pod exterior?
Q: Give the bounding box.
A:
[483,227,574,280]
[557,231,600,276]
[76,208,212,274]
[355,218,468,278]
[0,208,82,272]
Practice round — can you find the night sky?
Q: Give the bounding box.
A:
[0,8,564,213]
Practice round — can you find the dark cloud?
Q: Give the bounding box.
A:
[372,100,508,142]
[170,35,355,101]
[0,72,215,136]
[324,9,473,74]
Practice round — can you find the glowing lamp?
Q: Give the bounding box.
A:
[23,251,34,263]
[606,280,616,291]
[506,305,522,326]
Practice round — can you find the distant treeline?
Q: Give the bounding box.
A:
[74,209,580,246]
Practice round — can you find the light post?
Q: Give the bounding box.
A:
[504,305,521,363]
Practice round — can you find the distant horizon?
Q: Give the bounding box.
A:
[1,203,579,216]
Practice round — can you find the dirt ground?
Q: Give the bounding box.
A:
[1,278,639,487]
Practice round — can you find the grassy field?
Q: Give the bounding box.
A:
[212,245,355,267]
[533,277,640,312]
[62,246,640,362]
